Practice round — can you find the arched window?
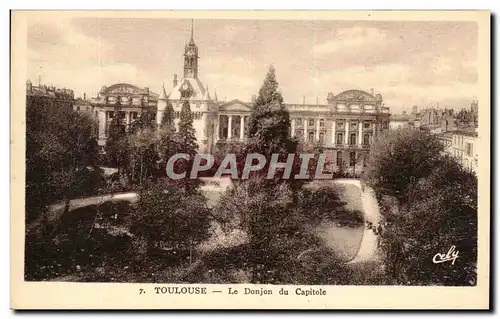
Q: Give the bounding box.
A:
[363,133,370,146]
[336,132,343,145]
[319,132,325,145]
[350,133,357,145]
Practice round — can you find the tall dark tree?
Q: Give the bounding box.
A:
[174,99,199,192]
[247,65,294,155]
[157,99,178,175]
[105,100,129,171]
[130,105,157,134]
[160,99,175,132]
[177,99,198,156]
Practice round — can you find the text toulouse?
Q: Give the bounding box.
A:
[154,286,327,296]
[165,153,334,180]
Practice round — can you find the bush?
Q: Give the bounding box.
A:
[363,129,477,286]
[212,177,357,284]
[130,181,212,264]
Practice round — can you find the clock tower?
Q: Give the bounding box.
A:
[184,20,198,79]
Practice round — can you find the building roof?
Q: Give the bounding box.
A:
[391,114,411,121]
[437,132,453,140]
[453,126,478,138]
[168,77,209,100]
[99,83,158,98]
[331,89,381,102]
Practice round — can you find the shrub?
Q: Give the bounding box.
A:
[130,181,212,264]
[212,177,356,284]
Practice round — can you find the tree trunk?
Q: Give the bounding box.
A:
[140,154,144,186]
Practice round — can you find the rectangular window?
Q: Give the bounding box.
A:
[320,119,325,127]
[350,133,357,145]
[349,151,356,167]
[296,118,302,125]
[364,121,371,129]
[336,151,343,167]
[466,142,473,156]
[336,133,343,145]
[308,131,314,143]
[309,119,315,127]
[363,133,370,146]
[319,132,325,145]
[350,121,357,130]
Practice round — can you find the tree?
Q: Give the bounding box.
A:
[131,181,212,264]
[363,129,444,202]
[362,129,477,285]
[130,105,157,134]
[26,99,102,223]
[247,65,294,156]
[212,177,350,284]
[105,101,129,172]
[160,99,175,132]
[156,99,178,176]
[177,99,198,156]
[127,128,158,185]
[174,99,199,192]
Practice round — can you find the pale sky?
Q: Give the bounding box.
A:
[26,16,478,114]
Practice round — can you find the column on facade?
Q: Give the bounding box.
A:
[291,118,295,137]
[240,115,245,140]
[228,115,233,139]
[373,122,377,141]
[315,118,320,141]
[345,120,349,144]
[125,111,131,129]
[99,111,107,139]
[303,118,308,142]
[358,121,363,145]
[215,114,220,141]
[331,119,336,145]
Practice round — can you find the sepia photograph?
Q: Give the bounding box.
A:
[11,10,490,309]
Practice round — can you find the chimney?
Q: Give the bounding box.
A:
[316,96,319,105]
[251,94,256,103]
[83,92,87,100]
[173,74,178,87]
[303,96,305,105]
[370,88,374,96]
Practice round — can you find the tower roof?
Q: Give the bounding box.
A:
[188,19,195,45]
[169,77,207,100]
[158,82,168,100]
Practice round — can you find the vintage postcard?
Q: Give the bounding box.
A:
[10,10,490,310]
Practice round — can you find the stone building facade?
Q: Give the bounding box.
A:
[71,22,391,173]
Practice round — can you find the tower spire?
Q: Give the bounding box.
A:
[190,19,194,41]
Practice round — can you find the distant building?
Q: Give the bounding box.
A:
[85,84,159,147]
[26,80,74,109]
[437,131,453,152]
[390,112,411,130]
[448,127,478,173]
